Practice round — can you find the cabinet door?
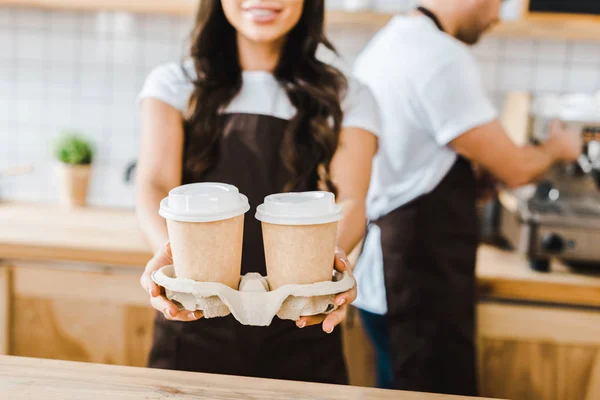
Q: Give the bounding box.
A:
[9,262,155,367]
[478,302,600,400]
[0,265,9,355]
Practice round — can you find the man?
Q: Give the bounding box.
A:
[353,0,582,396]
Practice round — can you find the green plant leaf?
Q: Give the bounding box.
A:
[54,132,94,165]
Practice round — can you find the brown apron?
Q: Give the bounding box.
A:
[147,113,348,385]
[376,157,478,396]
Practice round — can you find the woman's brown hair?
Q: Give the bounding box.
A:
[184,0,347,194]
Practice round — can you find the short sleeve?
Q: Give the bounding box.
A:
[418,53,498,145]
[341,78,381,136]
[137,62,195,113]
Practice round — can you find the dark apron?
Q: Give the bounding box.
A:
[376,157,478,396]
[147,113,348,385]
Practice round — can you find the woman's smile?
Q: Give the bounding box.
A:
[241,0,283,24]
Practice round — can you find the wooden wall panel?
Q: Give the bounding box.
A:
[479,339,599,400]
[342,307,376,388]
[124,306,156,367]
[12,297,155,367]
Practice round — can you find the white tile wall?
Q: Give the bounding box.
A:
[1,6,600,208]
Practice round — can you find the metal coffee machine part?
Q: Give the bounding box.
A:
[499,93,600,272]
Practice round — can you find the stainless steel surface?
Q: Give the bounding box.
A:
[499,106,600,267]
[534,226,600,262]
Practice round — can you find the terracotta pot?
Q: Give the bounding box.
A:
[55,163,91,208]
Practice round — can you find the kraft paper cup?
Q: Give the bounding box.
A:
[159,183,250,289]
[255,192,343,290]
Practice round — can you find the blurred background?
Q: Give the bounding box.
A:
[1,1,600,400]
[1,0,598,207]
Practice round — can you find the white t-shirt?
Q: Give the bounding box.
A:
[353,16,498,315]
[138,60,380,135]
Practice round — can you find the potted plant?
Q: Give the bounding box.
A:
[54,132,94,208]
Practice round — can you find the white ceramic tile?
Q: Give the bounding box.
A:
[0,8,14,27]
[0,65,15,101]
[569,42,600,65]
[48,10,81,34]
[96,163,135,208]
[14,8,46,31]
[112,12,139,38]
[71,114,105,146]
[0,89,16,123]
[47,34,77,65]
[0,28,14,61]
[16,127,52,162]
[89,12,118,36]
[175,16,194,42]
[0,121,17,153]
[500,61,534,91]
[79,67,109,102]
[46,66,76,102]
[111,105,137,131]
[44,102,74,129]
[143,15,176,40]
[478,60,498,93]
[80,37,111,65]
[107,133,137,162]
[16,79,44,102]
[170,43,187,64]
[501,0,521,21]
[537,39,568,63]
[534,63,566,93]
[504,39,535,61]
[14,102,41,132]
[564,65,600,94]
[142,40,174,69]
[471,37,501,60]
[112,37,138,65]
[80,12,110,37]
[15,32,45,61]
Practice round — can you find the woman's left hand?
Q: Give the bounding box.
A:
[295,248,357,334]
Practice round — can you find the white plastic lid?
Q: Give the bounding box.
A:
[159,183,250,223]
[255,191,343,226]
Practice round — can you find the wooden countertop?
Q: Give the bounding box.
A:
[0,202,151,267]
[1,202,600,307]
[0,356,494,400]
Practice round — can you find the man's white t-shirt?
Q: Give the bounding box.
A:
[353,15,498,315]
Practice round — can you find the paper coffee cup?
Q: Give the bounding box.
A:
[159,183,250,289]
[255,192,343,290]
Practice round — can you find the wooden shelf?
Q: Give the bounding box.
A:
[491,19,600,41]
[3,1,600,41]
[327,11,600,42]
[0,0,198,16]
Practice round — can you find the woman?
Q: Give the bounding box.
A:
[136,0,379,385]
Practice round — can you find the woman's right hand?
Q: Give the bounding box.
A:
[140,242,203,322]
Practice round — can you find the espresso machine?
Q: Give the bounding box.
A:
[499,94,600,272]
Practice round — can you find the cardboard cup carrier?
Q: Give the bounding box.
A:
[154,185,353,326]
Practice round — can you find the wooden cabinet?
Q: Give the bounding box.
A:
[0,260,379,386]
[1,261,155,367]
[478,302,600,400]
[338,301,600,399]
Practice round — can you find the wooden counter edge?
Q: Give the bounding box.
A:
[0,355,502,399]
[0,242,151,267]
[478,276,600,308]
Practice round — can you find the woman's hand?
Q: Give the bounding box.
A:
[140,242,203,322]
[295,248,357,334]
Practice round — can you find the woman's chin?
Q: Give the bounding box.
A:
[239,29,287,45]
